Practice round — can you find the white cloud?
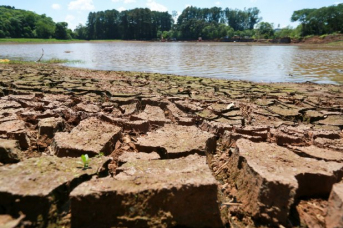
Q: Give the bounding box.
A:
[65,15,76,29]
[52,4,61,10]
[65,15,75,23]
[215,1,221,5]
[112,0,136,3]
[68,0,95,10]
[146,0,168,12]
[118,7,126,12]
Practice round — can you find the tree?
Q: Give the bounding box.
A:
[81,6,264,41]
[74,24,88,39]
[85,8,173,40]
[0,30,5,38]
[0,6,58,38]
[35,16,55,38]
[291,8,316,23]
[209,7,222,23]
[172,10,178,23]
[224,7,261,31]
[247,7,261,29]
[55,22,70,39]
[255,22,274,39]
[291,4,343,36]
[275,26,293,38]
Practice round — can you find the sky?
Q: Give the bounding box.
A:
[0,0,342,30]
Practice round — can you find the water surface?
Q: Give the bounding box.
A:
[1,42,342,84]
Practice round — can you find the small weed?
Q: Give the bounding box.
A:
[81,154,89,169]
[96,152,104,158]
[303,115,311,124]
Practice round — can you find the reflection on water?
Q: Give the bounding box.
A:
[1,42,342,84]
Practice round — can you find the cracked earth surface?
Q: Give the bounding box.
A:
[0,64,343,227]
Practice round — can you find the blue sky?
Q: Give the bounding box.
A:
[1,0,341,29]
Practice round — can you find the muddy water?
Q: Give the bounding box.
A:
[1,42,342,84]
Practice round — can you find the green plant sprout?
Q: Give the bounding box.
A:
[96,152,104,158]
[81,154,89,168]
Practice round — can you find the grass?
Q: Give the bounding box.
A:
[0,38,83,43]
[0,59,36,65]
[0,58,83,65]
[0,38,125,43]
[42,58,83,64]
[304,35,315,39]
[326,40,343,47]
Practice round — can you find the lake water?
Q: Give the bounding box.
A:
[1,41,343,84]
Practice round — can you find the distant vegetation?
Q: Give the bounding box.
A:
[0,38,80,43]
[83,9,172,40]
[75,6,263,40]
[0,5,73,39]
[1,4,342,41]
[291,4,343,36]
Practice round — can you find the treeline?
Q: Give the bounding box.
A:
[174,6,261,40]
[0,5,73,39]
[1,4,343,41]
[74,6,263,40]
[78,8,172,40]
[291,3,343,36]
[75,4,343,40]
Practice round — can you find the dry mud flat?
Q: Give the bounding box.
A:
[0,64,343,228]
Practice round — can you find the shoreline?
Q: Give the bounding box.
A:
[0,63,343,227]
[1,37,342,47]
[1,61,341,86]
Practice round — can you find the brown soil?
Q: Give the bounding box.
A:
[0,63,343,227]
[294,34,343,45]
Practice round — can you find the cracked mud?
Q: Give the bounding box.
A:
[0,64,343,227]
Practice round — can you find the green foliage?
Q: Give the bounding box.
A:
[35,16,55,38]
[96,152,104,158]
[0,38,80,43]
[86,8,173,40]
[74,24,88,39]
[224,7,261,31]
[9,3,343,41]
[291,4,343,36]
[275,26,296,38]
[175,6,261,40]
[0,58,83,66]
[0,4,262,41]
[201,23,233,40]
[84,6,261,41]
[255,22,274,39]
[273,25,305,39]
[291,8,317,23]
[41,58,83,64]
[55,22,71,39]
[0,6,75,39]
[81,154,89,169]
[288,25,303,39]
[327,40,343,46]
